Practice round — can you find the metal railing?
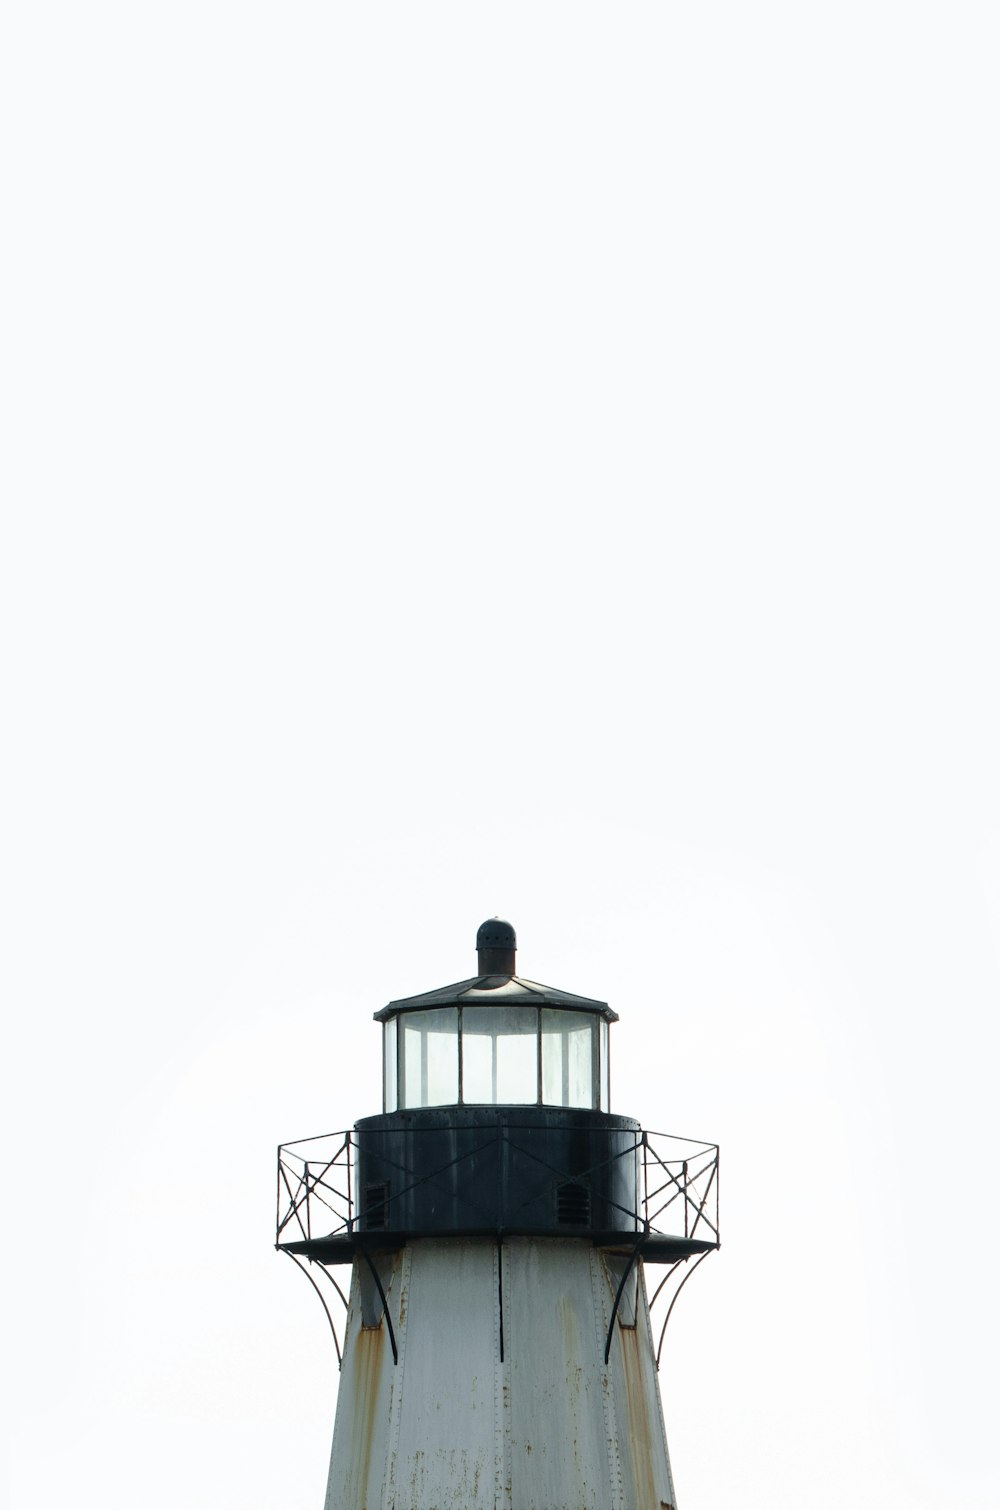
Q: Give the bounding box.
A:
[276,1123,719,1250]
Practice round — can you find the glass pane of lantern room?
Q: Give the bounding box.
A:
[401,1008,458,1107]
[461,1014,494,1104]
[496,1006,538,1103]
[542,1010,597,1108]
[384,1018,398,1112]
[462,1006,539,1104]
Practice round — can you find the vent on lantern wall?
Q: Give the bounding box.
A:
[364,1182,390,1230]
[556,1181,591,1226]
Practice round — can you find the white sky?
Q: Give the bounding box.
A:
[2,4,998,1508]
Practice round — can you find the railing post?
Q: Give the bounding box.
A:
[346,1131,353,1232]
[714,1147,719,1240]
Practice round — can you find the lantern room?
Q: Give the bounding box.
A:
[278,916,720,1262]
[376,920,616,1114]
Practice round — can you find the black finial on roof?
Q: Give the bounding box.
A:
[477,917,516,977]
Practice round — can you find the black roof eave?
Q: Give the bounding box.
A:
[373,974,618,1024]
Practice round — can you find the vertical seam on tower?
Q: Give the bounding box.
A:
[638,1261,677,1508]
[382,1244,412,1510]
[493,1238,509,1510]
[323,1261,361,1510]
[590,1247,625,1510]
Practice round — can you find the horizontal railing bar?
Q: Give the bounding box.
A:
[277,1125,721,1245]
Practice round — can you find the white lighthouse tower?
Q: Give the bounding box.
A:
[277,920,719,1510]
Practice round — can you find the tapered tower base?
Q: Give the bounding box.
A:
[325,1237,677,1510]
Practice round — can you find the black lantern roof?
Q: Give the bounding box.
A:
[374,918,617,1023]
[374,974,617,1023]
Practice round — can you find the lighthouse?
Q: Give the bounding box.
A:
[277,920,719,1510]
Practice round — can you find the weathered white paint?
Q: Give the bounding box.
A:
[324,1237,676,1510]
